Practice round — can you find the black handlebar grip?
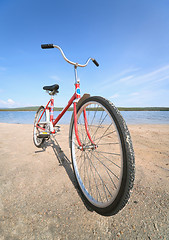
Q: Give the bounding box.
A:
[41,44,54,49]
[92,59,99,67]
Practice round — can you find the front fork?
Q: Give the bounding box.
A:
[73,101,97,151]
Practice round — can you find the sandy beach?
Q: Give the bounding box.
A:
[0,123,168,239]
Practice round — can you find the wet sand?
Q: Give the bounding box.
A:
[0,123,168,239]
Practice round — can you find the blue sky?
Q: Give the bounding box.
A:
[0,0,169,108]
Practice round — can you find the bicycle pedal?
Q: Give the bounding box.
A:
[37,132,50,138]
[55,126,61,132]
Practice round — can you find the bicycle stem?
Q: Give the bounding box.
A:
[74,66,78,84]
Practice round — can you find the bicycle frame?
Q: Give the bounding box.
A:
[34,44,135,215]
[36,67,95,149]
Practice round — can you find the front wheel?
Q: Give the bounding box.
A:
[70,96,135,215]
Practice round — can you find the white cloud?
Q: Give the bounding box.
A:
[98,67,140,90]
[0,100,6,105]
[123,89,169,107]
[143,65,169,78]
[7,99,15,105]
[0,98,16,108]
[119,75,134,82]
[154,75,169,83]
[115,67,140,78]
[123,64,169,86]
[94,64,169,106]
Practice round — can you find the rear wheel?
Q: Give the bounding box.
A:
[70,96,135,215]
[33,106,46,148]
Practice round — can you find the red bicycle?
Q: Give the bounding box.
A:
[33,44,135,216]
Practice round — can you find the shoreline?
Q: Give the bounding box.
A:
[1,122,169,126]
[1,122,169,125]
[0,107,169,111]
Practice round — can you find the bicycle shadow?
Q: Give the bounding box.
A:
[39,135,93,213]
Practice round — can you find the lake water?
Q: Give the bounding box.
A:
[0,111,169,124]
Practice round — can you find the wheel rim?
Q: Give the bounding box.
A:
[72,101,123,208]
[33,108,46,146]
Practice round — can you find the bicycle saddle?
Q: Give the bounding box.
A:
[43,84,59,92]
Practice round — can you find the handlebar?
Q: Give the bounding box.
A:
[41,44,99,68]
[41,44,54,49]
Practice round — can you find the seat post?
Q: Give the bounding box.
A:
[74,65,78,84]
[50,96,54,122]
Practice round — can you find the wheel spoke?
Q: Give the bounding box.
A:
[94,122,113,144]
[89,150,120,180]
[93,130,116,142]
[85,151,103,202]
[93,149,121,168]
[91,112,108,140]
[85,151,111,201]
[95,150,120,156]
[97,142,119,145]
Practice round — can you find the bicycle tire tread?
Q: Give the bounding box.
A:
[33,106,46,148]
[94,96,135,215]
[70,96,135,215]
[110,109,135,214]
